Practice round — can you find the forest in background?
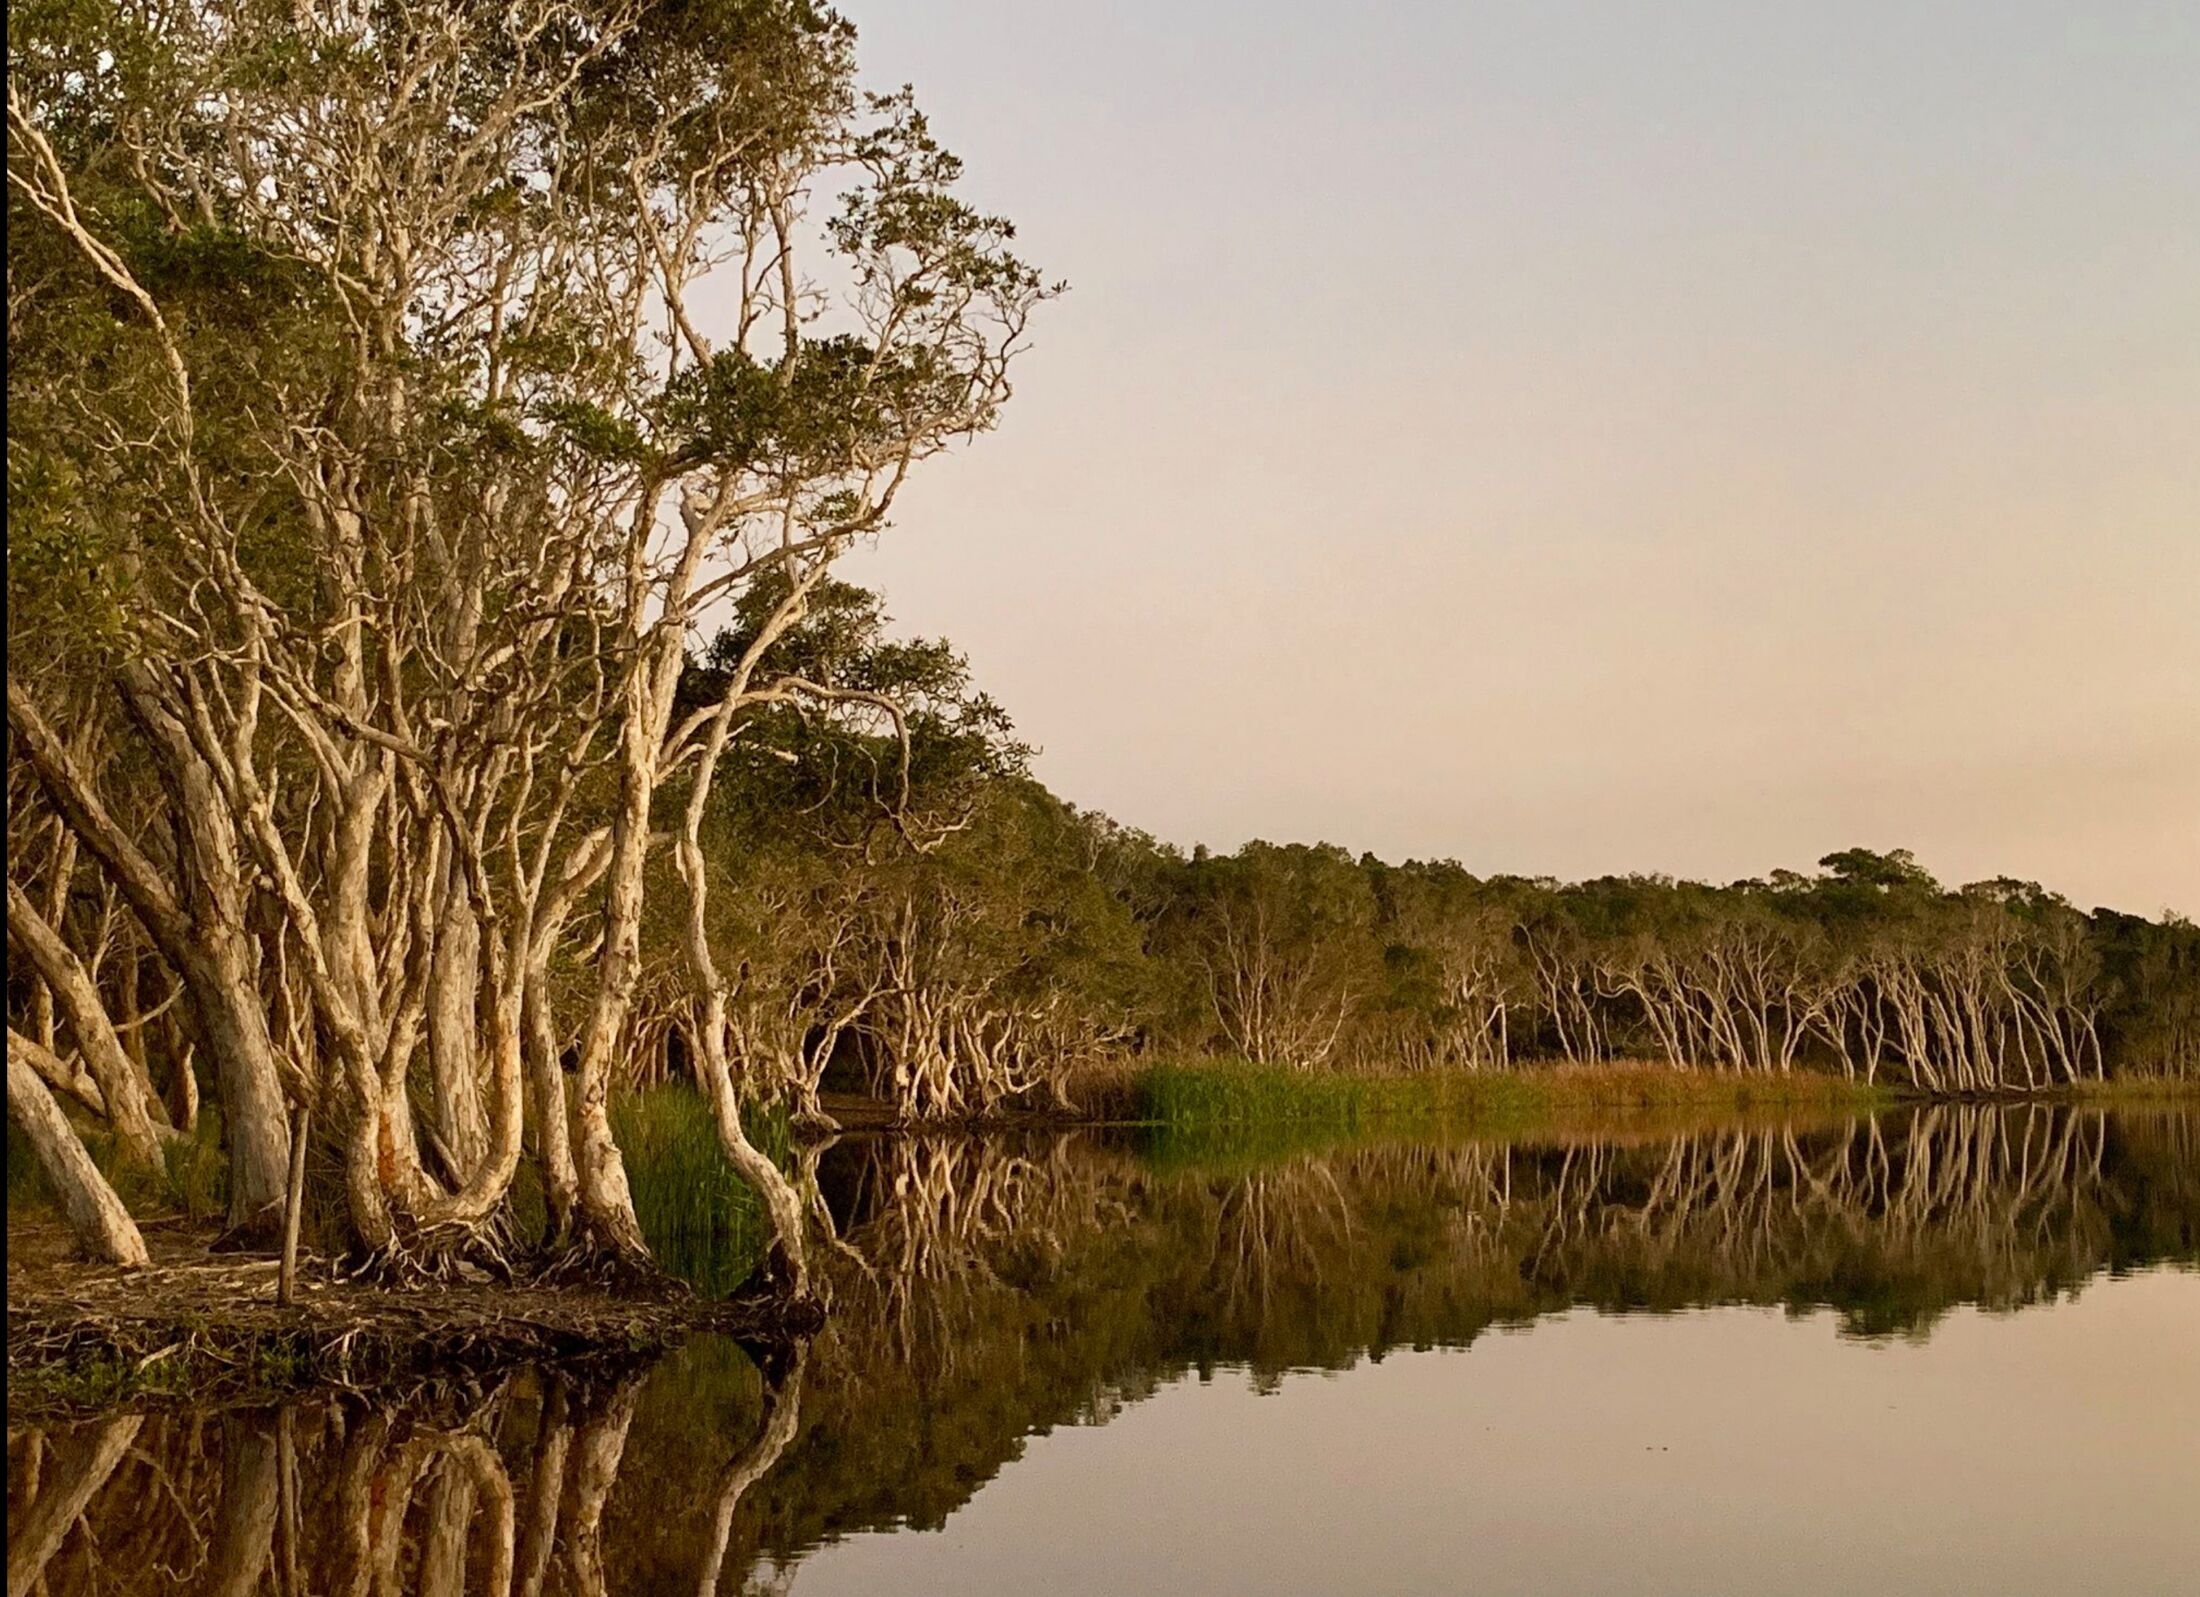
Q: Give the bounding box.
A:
[635,575,2200,1119]
[7,0,2197,1285]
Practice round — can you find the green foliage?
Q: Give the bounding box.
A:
[155,1117,228,1222]
[5,1119,47,1211]
[682,572,1028,853]
[5,0,2192,1315]
[6,1108,228,1222]
[6,1351,197,1411]
[1133,1059,1892,1163]
[641,568,2200,1106]
[1138,1059,1468,1130]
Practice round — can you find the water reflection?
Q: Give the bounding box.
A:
[10,1106,2198,1595]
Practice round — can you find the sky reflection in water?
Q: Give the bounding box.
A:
[9,1105,2199,1596]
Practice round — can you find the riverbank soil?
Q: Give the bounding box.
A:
[4,1213,818,1423]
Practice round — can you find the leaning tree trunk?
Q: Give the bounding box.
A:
[4,1414,143,1597]
[524,969,580,1242]
[694,1345,808,1597]
[9,1024,106,1116]
[562,642,666,1266]
[674,691,814,1297]
[564,1377,641,1597]
[9,678,291,1239]
[204,1419,282,1597]
[185,934,295,1241]
[7,1038,151,1267]
[426,866,489,1180]
[7,880,172,1170]
[515,1381,574,1597]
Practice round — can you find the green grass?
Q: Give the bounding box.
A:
[1130,1058,1895,1166]
[2068,1076,2200,1103]
[6,1120,46,1210]
[10,1085,795,1296]
[7,1111,229,1222]
[6,1352,200,1412]
[611,1085,790,1296]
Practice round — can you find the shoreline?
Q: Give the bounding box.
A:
[822,1061,2200,1138]
[12,1070,2193,1423]
[4,1218,820,1424]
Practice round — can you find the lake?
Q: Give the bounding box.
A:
[9,1104,2198,1595]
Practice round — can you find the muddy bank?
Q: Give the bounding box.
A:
[5,1219,819,1423]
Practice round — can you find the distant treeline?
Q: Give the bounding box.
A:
[621,579,2200,1117]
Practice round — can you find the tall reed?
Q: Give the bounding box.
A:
[611,1086,791,1295]
[1134,1058,1891,1149]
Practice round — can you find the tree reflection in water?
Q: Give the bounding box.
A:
[9,1106,2197,1594]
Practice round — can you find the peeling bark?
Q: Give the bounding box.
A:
[7,880,172,1169]
[7,1039,150,1267]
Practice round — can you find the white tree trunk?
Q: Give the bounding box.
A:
[10,679,291,1236]
[7,1038,151,1267]
[426,870,488,1178]
[7,880,171,1169]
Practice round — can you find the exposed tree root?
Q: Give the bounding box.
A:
[7,1224,821,1424]
[524,1230,681,1296]
[336,1213,526,1288]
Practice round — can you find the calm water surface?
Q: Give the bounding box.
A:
[9,1106,2199,1595]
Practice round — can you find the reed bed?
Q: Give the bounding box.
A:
[610,1086,788,1296]
[1136,1058,1891,1128]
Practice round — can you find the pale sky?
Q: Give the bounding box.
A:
[836,1,2200,916]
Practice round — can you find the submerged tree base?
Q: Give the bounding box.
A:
[4,1218,823,1423]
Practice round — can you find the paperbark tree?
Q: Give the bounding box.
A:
[6,1035,151,1267]
[6,880,172,1169]
[6,684,293,1236]
[3,1415,144,1597]
[9,0,1049,1277]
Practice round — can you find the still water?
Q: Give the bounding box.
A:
[9,1106,2199,1595]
